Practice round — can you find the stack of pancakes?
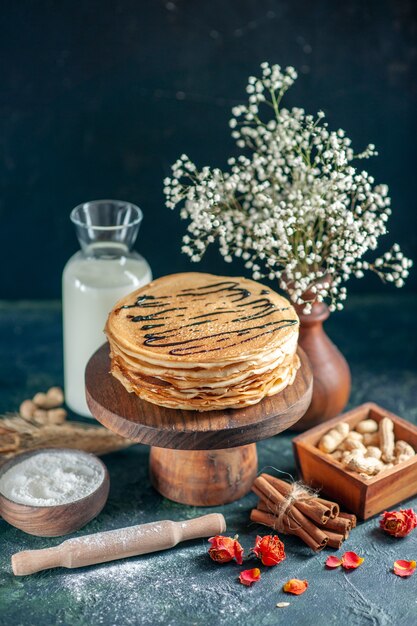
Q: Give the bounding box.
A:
[105,273,300,411]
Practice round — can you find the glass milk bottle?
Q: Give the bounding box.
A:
[63,200,152,416]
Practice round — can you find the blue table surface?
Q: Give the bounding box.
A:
[0,295,416,626]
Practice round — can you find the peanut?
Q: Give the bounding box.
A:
[47,408,67,425]
[19,399,37,420]
[347,456,383,476]
[342,449,364,465]
[33,386,64,410]
[363,432,380,447]
[395,455,412,465]
[347,431,364,442]
[330,449,344,461]
[366,446,382,460]
[380,417,395,463]
[355,419,378,434]
[318,422,350,453]
[394,440,415,465]
[342,438,367,453]
[32,409,49,425]
[394,440,415,459]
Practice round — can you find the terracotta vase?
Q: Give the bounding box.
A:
[291,299,351,431]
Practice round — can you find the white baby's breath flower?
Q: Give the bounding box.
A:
[164,62,411,311]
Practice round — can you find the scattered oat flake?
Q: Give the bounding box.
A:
[283,579,308,595]
[341,551,364,569]
[393,560,416,577]
[239,568,261,586]
[326,555,343,568]
[276,602,290,608]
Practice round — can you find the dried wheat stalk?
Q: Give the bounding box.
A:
[0,413,135,466]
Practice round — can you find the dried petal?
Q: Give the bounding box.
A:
[341,551,364,569]
[239,568,261,586]
[208,535,244,565]
[393,560,416,577]
[283,579,308,595]
[325,555,343,568]
[252,534,286,566]
[380,509,417,538]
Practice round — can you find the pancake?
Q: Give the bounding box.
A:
[105,272,300,411]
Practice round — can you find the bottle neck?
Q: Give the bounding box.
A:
[81,241,130,260]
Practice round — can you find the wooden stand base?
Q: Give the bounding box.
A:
[149,444,258,506]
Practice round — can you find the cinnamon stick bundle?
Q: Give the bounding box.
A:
[339,512,357,528]
[261,474,332,525]
[316,516,351,538]
[252,476,328,552]
[323,530,345,549]
[250,509,328,551]
[251,473,356,552]
[258,500,352,539]
[316,497,340,519]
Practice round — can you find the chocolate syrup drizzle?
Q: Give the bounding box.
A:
[118,281,296,355]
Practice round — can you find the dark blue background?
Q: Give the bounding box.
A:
[0,0,416,299]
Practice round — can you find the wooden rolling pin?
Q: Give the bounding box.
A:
[12,513,226,576]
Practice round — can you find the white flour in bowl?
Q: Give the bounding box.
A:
[0,450,105,506]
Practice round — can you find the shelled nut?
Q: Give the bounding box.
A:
[363,432,380,447]
[347,456,383,476]
[347,431,364,442]
[318,422,350,453]
[366,446,382,460]
[330,449,344,461]
[32,409,49,425]
[316,412,416,480]
[48,408,67,425]
[19,400,37,420]
[355,419,378,434]
[18,386,66,426]
[380,417,395,463]
[33,387,64,410]
[394,440,415,465]
[342,449,364,465]
[342,438,367,453]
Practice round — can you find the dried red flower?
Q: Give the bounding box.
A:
[252,534,286,566]
[283,579,308,595]
[325,555,343,569]
[239,568,261,586]
[393,559,416,577]
[208,535,244,565]
[380,509,417,538]
[341,551,364,569]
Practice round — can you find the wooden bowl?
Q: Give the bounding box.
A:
[0,448,110,537]
[293,402,417,519]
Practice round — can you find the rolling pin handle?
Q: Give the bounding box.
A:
[178,513,226,543]
[11,545,64,576]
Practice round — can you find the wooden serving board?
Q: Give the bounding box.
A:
[85,344,312,505]
[86,345,312,450]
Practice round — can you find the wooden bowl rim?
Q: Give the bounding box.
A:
[0,447,110,511]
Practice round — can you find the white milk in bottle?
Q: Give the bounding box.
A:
[63,200,152,416]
